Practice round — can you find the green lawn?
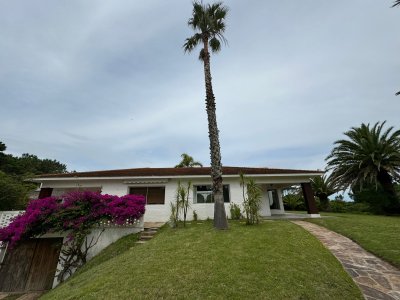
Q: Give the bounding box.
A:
[308,213,400,268]
[41,221,362,300]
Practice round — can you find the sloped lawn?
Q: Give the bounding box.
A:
[41,221,362,300]
[308,213,400,268]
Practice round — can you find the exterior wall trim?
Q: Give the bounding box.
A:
[31,172,323,182]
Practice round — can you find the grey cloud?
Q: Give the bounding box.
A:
[1,0,400,172]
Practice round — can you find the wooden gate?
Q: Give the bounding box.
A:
[0,238,63,292]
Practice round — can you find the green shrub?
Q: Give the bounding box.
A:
[352,187,399,214]
[328,200,348,213]
[283,194,303,211]
[229,203,242,220]
[348,202,371,214]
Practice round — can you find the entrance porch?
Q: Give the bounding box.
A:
[258,182,320,218]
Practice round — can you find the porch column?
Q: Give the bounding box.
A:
[301,183,318,214]
[38,188,53,199]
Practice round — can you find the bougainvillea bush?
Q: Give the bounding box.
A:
[0,191,146,248]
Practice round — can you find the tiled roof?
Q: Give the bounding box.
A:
[35,166,323,179]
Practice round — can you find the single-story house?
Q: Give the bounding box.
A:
[0,165,322,293]
[31,166,323,221]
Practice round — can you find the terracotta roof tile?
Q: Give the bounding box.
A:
[35,166,323,179]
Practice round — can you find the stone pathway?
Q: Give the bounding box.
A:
[292,221,400,300]
[0,292,43,300]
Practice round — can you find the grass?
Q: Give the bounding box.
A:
[308,213,400,268]
[41,221,362,300]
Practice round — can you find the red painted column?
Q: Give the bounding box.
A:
[38,188,53,199]
[301,183,319,214]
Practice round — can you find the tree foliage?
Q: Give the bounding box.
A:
[326,122,400,192]
[0,140,67,210]
[326,122,400,213]
[0,151,67,177]
[0,171,32,210]
[183,1,228,59]
[311,175,335,210]
[175,153,203,168]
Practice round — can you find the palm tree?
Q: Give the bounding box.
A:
[183,1,228,229]
[326,121,400,198]
[310,175,335,210]
[175,153,203,168]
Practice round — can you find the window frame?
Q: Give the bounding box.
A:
[129,186,166,205]
[193,184,230,204]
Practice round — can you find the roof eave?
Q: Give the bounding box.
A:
[30,172,323,182]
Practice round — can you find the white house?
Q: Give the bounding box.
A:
[31,166,323,221]
[0,166,322,293]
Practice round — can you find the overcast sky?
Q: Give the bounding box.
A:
[1,1,399,172]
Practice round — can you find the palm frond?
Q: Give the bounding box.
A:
[326,121,400,192]
[209,37,221,52]
[198,48,206,61]
[184,1,228,57]
[175,153,203,168]
[183,33,202,53]
[392,0,400,7]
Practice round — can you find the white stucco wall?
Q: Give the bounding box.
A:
[41,173,315,222]
[51,222,143,288]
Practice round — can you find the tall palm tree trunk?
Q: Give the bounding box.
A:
[202,38,228,229]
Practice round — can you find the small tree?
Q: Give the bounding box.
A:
[180,181,192,226]
[240,173,262,225]
[170,181,192,227]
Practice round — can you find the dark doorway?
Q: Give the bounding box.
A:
[0,238,63,292]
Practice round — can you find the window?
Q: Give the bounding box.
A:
[129,187,165,205]
[194,185,230,203]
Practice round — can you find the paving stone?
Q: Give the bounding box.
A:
[371,274,393,290]
[389,291,400,299]
[292,221,400,300]
[16,292,43,300]
[346,268,359,278]
[359,284,397,300]
[355,276,380,288]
